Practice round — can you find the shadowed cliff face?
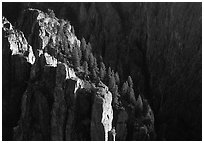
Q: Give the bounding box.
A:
[2,2,202,141]
[3,9,114,141]
[2,17,34,140]
[57,3,202,140]
[3,8,155,141]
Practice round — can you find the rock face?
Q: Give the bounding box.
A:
[115,109,128,140]
[91,83,113,141]
[3,6,157,141]
[2,17,35,140]
[6,5,200,140]
[7,9,85,141]
[33,3,200,140]
[13,56,56,140]
[50,63,67,141]
[3,8,118,141]
[3,4,201,139]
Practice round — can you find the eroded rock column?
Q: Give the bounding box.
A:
[91,83,113,141]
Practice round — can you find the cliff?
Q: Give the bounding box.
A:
[2,8,155,141]
[38,3,201,140]
[3,2,201,141]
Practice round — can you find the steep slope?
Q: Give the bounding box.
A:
[2,2,202,140]
[56,3,202,140]
[2,8,155,141]
[2,17,35,140]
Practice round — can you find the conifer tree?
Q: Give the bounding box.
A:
[90,57,99,81]
[112,85,120,109]
[104,66,112,87]
[99,55,103,63]
[115,72,120,85]
[135,94,143,112]
[142,99,149,115]
[122,81,128,96]
[82,61,89,77]
[48,9,55,18]
[99,62,106,80]
[84,48,89,62]
[88,53,94,69]
[128,86,136,105]
[87,42,92,51]
[77,46,82,62]
[128,76,133,87]
[108,67,112,78]
[114,85,120,98]
[109,75,116,93]
[91,68,97,81]
[81,37,86,52]
[71,25,75,34]
[93,57,99,74]
[72,47,80,68]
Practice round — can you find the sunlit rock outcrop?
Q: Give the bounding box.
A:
[3,7,156,141]
[3,9,113,141]
[91,82,113,141]
[2,16,35,140]
[3,17,35,64]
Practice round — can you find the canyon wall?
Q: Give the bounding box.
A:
[2,7,155,141]
[2,2,201,140]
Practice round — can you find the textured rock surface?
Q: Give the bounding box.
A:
[91,83,113,141]
[50,63,67,141]
[68,85,93,140]
[2,2,200,141]
[8,9,83,140]
[41,3,201,140]
[115,109,128,140]
[3,9,116,141]
[13,62,56,140]
[2,17,35,140]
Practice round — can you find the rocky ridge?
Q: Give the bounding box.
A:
[2,8,155,140]
[2,3,201,140]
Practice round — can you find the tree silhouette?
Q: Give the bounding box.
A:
[128,75,133,87]
[91,68,97,81]
[128,86,136,105]
[87,42,92,51]
[71,25,75,34]
[72,47,80,68]
[112,85,120,109]
[82,61,89,78]
[115,72,120,85]
[81,37,86,52]
[77,46,82,63]
[88,53,94,69]
[99,62,106,80]
[93,57,99,74]
[108,75,116,93]
[91,57,99,81]
[108,67,112,78]
[82,41,91,62]
[48,9,55,18]
[98,55,103,63]
[122,81,128,96]
[84,48,89,62]
[135,94,143,112]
